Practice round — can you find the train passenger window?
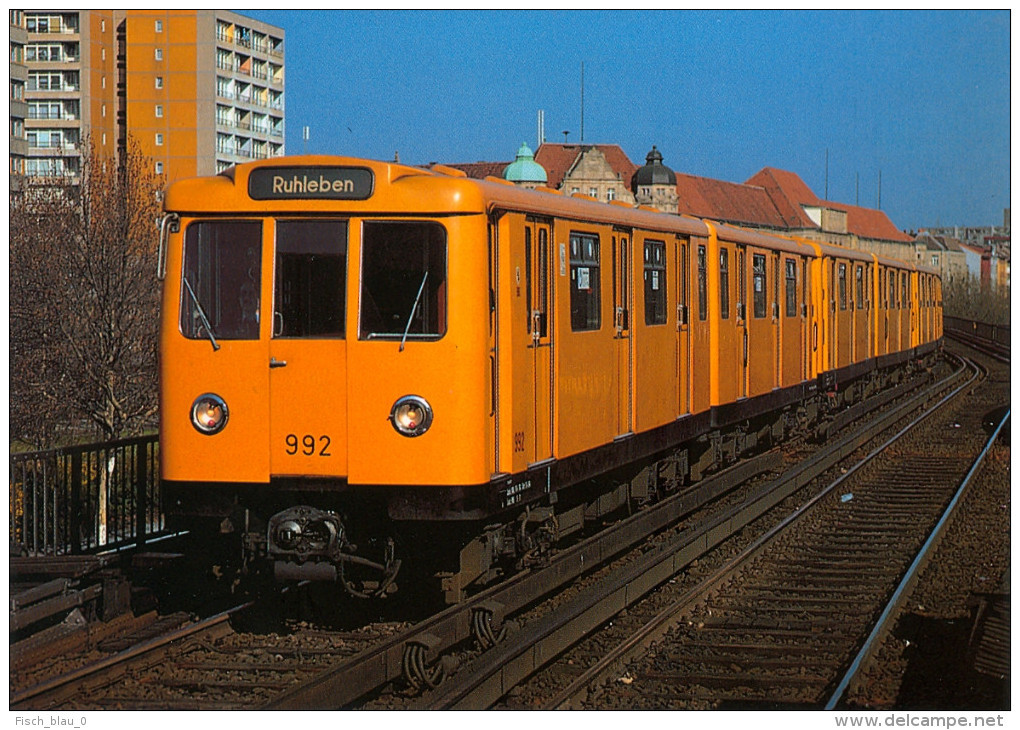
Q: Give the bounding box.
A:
[644,240,667,325]
[785,259,797,317]
[752,254,767,318]
[274,219,347,338]
[855,265,864,310]
[360,221,447,341]
[901,273,908,308]
[569,232,601,331]
[838,263,848,311]
[697,245,707,321]
[719,248,730,320]
[889,273,897,309]
[181,220,263,341]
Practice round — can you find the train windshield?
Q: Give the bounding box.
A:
[359,221,447,342]
[180,220,263,341]
[274,219,347,338]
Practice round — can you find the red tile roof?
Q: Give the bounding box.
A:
[535,143,638,189]
[744,168,819,228]
[674,173,787,228]
[440,160,509,179]
[746,167,913,242]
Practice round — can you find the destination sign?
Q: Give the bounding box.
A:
[249,166,374,200]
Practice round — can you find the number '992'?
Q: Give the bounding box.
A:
[285,434,331,456]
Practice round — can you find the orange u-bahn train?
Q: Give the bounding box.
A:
[158,155,942,602]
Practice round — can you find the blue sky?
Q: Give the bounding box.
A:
[241,10,1010,230]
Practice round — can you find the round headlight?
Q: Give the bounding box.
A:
[389,395,433,437]
[191,393,229,435]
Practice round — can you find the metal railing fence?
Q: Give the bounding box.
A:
[944,315,1010,349]
[10,434,166,556]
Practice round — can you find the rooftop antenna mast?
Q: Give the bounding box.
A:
[580,61,585,143]
[824,148,829,200]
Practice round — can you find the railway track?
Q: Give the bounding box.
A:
[511,344,1007,710]
[13,345,1001,710]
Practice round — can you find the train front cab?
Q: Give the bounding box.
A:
[159,157,497,588]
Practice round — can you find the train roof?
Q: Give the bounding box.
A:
[164,155,934,276]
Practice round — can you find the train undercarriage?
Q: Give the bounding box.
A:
[167,348,939,605]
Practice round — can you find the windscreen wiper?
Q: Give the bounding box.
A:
[183,277,220,351]
[399,271,428,352]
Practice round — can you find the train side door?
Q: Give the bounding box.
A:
[528,220,554,463]
[772,252,781,388]
[268,218,349,477]
[613,230,634,437]
[735,245,748,398]
[676,238,690,415]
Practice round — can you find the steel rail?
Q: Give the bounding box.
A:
[542,354,979,710]
[264,449,778,709]
[824,403,1010,710]
[10,601,252,709]
[418,356,976,709]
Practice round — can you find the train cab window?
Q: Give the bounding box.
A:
[643,240,667,325]
[719,248,730,320]
[180,220,263,341]
[785,259,797,317]
[274,219,347,338]
[360,221,447,341]
[855,265,865,310]
[569,232,601,331]
[752,253,767,318]
[697,245,707,321]
[838,263,848,311]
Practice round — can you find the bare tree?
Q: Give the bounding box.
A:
[10,138,164,447]
[942,276,1010,326]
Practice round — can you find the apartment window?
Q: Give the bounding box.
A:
[155,161,164,174]
[931,255,939,267]
[589,187,597,198]
[154,48,163,61]
[155,19,163,32]
[101,104,106,118]
[155,76,163,90]
[155,133,163,146]
[155,105,164,118]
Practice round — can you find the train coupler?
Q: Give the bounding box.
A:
[262,505,401,598]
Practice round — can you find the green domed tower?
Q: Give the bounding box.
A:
[503,142,547,189]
